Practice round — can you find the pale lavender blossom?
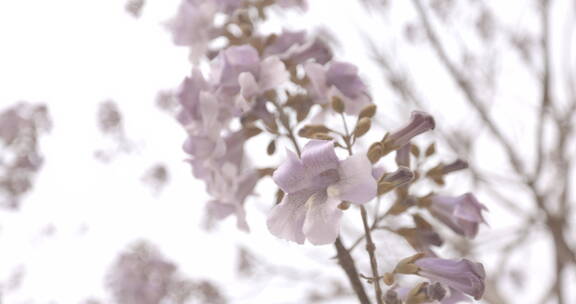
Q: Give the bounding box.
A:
[386,111,435,149]
[415,257,486,300]
[277,0,307,10]
[267,140,377,245]
[305,61,371,115]
[264,30,332,65]
[190,131,258,231]
[168,0,243,59]
[211,45,289,111]
[237,56,289,107]
[211,45,261,96]
[428,193,487,238]
[168,0,218,59]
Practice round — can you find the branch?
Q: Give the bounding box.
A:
[335,238,372,304]
[411,0,526,178]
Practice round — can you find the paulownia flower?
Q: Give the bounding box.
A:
[211,45,289,110]
[168,0,242,59]
[415,257,485,300]
[428,193,487,238]
[188,131,258,231]
[267,140,377,245]
[305,61,371,115]
[386,111,435,150]
[264,30,332,65]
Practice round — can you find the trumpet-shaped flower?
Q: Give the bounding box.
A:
[267,140,377,245]
[428,193,487,238]
[415,257,486,300]
[386,111,435,150]
[305,61,371,115]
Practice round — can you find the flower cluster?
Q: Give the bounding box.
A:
[169,0,489,302]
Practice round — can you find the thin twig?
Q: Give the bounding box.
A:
[360,206,384,304]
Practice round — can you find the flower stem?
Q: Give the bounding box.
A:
[360,205,384,304]
[335,237,372,304]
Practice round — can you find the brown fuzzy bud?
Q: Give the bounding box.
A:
[368,142,384,163]
[425,143,436,156]
[383,272,395,286]
[359,104,377,119]
[338,201,351,210]
[298,124,332,138]
[393,253,425,274]
[331,96,345,113]
[312,133,333,140]
[267,140,276,155]
[243,126,262,139]
[353,117,371,138]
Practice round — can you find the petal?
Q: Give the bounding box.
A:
[303,191,343,245]
[272,149,307,193]
[290,38,332,65]
[301,140,339,177]
[326,61,366,98]
[304,62,328,102]
[225,45,260,66]
[267,189,315,244]
[264,30,307,56]
[328,86,371,115]
[258,56,289,92]
[199,91,220,130]
[416,258,485,300]
[238,72,259,100]
[453,194,486,223]
[441,288,471,304]
[206,200,235,220]
[329,154,377,204]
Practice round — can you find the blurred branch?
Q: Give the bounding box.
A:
[411,0,526,178]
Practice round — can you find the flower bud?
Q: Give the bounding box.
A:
[331,96,345,113]
[353,117,371,138]
[414,257,485,300]
[383,111,435,153]
[442,159,468,174]
[359,104,377,119]
[395,144,411,167]
[367,142,383,163]
[427,193,487,239]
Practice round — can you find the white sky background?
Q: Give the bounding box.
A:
[0,0,575,303]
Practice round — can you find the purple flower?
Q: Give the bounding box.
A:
[277,0,308,10]
[305,61,371,115]
[211,45,261,96]
[210,45,289,110]
[386,111,435,149]
[237,56,289,106]
[168,1,219,59]
[428,193,487,238]
[267,140,377,245]
[415,257,486,300]
[265,30,332,65]
[168,0,242,59]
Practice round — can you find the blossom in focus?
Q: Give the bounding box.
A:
[305,61,371,115]
[427,193,488,238]
[415,257,486,300]
[267,140,377,245]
